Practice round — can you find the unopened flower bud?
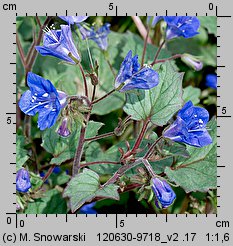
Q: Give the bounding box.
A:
[16,168,31,193]
[151,177,176,209]
[181,54,203,71]
[57,117,71,137]
[90,73,99,86]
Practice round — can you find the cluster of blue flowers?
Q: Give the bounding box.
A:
[17,16,214,211]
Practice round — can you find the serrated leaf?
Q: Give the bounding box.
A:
[183,86,201,105]
[24,189,67,214]
[165,119,217,193]
[199,16,217,36]
[16,135,29,171]
[41,121,104,165]
[63,169,119,212]
[123,62,183,126]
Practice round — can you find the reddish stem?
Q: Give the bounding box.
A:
[85,131,115,142]
[151,40,166,66]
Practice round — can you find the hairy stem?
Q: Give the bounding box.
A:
[103,158,143,186]
[72,112,91,176]
[144,136,163,159]
[105,55,116,77]
[85,131,115,142]
[92,88,116,104]
[154,54,182,64]
[131,119,150,153]
[81,161,120,168]
[151,40,166,66]
[142,158,157,177]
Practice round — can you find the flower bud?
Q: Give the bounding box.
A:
[181,54,203,71]
[151,177,176,209]
[16,168,31,193]
[57,117,71,137]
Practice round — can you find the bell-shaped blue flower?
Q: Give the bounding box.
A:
[115,50,159,92]
[164,16,200,39]
[206,74,217,89]
[163,101,212,147]
[181,53,203,71]
[57,117,71,137]
[16,168,31,193]
[36,25,80,64]
[80,23,111,50]
[152,177,176,209]
[59,16,88,25]
[18,72,67,130]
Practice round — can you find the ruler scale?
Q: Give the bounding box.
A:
[0,0,232,245]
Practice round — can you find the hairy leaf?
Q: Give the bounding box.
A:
[63,169,119,212]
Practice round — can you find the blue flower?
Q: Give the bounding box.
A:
[80,23,111,50]
[115,50,159,92]
[16,168,31,193]
[206,74,217,89]
[181,54,203,71]
[163,101,212,147]
[79,202,97,214]
[57,117,71,137]
[36,25,80,64]
[59,16,88,25]
[164,16,200,39]
[19,72,67,130]
[152,177,176,209]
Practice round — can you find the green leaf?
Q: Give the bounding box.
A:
[24,189,67,214]
[16,135,29,171]
[124,62,183,126]
[85,142,121,175]
[199,16,217,36]
[41,121,104,165]
[150,157,174,174]
[63,169,119,212]
[49,171,70,187]
[165,119,217,193]
[183,86,201,105]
